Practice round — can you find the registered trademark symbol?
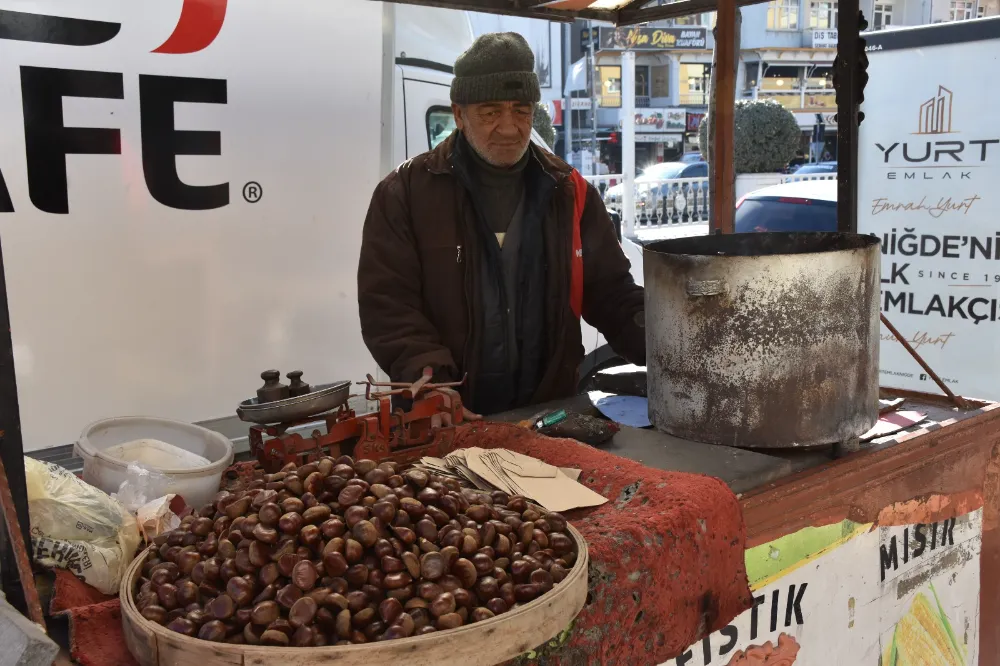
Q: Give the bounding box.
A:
[243,181,262,203]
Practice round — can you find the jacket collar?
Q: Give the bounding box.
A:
[425,131,573,182]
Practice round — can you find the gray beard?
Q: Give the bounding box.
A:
[464,132,530,168]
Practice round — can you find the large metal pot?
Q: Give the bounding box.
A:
[644,232,880,448]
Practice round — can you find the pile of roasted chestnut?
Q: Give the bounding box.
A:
[133,456,578,647]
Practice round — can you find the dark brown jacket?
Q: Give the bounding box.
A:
[358,133,644,411]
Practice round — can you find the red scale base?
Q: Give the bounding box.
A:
[247,369,467,472]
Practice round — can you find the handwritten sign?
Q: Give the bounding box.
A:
[858,37,1000,400]
[663,510,983,665]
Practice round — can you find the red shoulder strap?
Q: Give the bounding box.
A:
[568,169,587,319]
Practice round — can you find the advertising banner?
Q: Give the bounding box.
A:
[663,509,983,665]
[598,27,708,51]
[625,108,686,133]
[858,32,1000,399]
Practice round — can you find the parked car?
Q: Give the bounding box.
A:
[603,161,702,199]
[679,152,704,164]
[792,161,838,175]
[604,161,708,225]
[734,179,837,233]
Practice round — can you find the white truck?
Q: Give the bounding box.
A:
[0,0,564,455]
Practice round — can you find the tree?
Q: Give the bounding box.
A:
[698,99,801,174]
[533,103,556,150]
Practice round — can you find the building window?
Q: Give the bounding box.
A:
[596,65,650,107]
[804,92,837,109]
[635,65,651,102]
[598,65,622,108]
[680,64,712,105]
[768,0,800,29]
[872,2,893,29]
[651,65,670,98]
[656,4,714,24]
[744,62,760,93]
[950,0,976,19]
[809,0,838,28]
[761,65,803,91]
[978,4,985,15]
[805,65,834,89]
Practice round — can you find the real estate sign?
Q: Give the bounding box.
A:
[858,22,1000,400]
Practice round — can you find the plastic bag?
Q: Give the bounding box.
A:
[135,494,184,543]
[112,462,171,513]
[25,457,141,595]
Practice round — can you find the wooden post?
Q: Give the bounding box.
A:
[709,0,739,234]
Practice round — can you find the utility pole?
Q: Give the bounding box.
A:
[563,22,573,163]
[622,50,636,237]
[587,20,599,175]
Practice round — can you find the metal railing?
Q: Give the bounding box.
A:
[782,172,837,182]
[583,171,834,236]
[586,174,711,229]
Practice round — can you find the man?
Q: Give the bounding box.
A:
[358,33,645,417]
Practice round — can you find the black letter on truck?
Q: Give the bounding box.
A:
[139,75,228,210]
[20,66,124,214]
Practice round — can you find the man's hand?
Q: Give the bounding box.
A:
[459,406,482,423]
[427,388,481,427]
[441,403,481,427]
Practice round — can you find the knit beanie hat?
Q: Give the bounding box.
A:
[451,32,541,105]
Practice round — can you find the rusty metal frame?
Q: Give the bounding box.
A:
[0,456,44,628]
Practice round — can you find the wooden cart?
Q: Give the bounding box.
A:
[495,389,1000,665]
[0,0,988,665]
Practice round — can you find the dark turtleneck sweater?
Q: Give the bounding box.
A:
[466,145,530,248]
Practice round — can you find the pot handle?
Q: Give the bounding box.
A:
[686,279,728,297]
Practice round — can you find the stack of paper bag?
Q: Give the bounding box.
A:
[416,448,607,513]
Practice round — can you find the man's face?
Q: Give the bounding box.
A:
[453,101,533,168]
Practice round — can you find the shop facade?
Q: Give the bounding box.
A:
[572,23,714,172]
[740,40,838,158]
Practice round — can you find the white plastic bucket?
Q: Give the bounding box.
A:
[75,416,234,510]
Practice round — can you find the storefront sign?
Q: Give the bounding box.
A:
[598,27,708,51]
[812,29,839,48]
[858,37,1000,400]
[636,133,682,146]
[624,108,686,132]
[663,509,983,665]
[546,98,594,125]
[686,112,705,133]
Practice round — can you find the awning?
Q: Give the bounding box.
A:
[373,0,772,26]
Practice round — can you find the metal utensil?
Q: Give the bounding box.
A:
[237,380,351,424]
